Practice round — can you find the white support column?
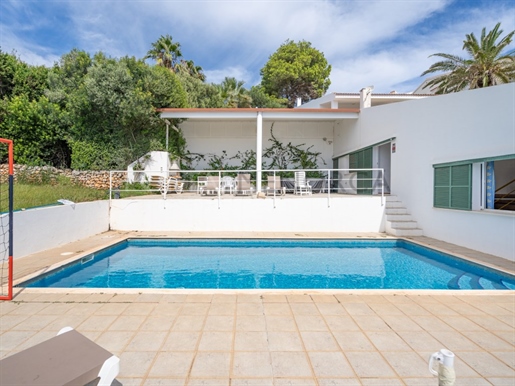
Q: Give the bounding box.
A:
[256,112,263,192]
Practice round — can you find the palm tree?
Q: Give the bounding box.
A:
[421,23,515,94]
[145,34,182,70]
[177,59,206,82]
[219,77,252,107]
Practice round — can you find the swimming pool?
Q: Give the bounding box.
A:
[23,239,515,290]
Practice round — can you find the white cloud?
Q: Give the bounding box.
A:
[204,66,255,85]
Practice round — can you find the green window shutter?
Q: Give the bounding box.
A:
[433,164,471,210]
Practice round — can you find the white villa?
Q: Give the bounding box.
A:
[14,83,515,263]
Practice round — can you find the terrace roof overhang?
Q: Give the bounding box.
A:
[158,107,359,121]
[157,108,360,192]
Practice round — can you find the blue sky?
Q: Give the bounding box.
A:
[1,0,514,93]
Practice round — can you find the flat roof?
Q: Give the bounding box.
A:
[158,108,359,121]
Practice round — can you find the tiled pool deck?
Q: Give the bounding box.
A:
[2,232,514,385]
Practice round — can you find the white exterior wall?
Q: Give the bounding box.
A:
[110,197,385,233]
[334,83,515,261]
[180,120,334,169]
[13,201,110,258]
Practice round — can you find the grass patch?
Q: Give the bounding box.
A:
[12,183,108,211]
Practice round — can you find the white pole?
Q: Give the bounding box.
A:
[256,112,263,193]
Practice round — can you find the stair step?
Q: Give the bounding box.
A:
[388,221,419,229]
[386,214,413,221]
[385,208,409,215]
[388,228,424,236]
[385,202,405,208]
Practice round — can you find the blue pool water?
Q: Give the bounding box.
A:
[23,239,515,290]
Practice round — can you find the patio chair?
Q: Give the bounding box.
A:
[0,326,120,386]
[168,176,184,194]
[294,171,312,195]
[200,175,220,195]
[235,173,254,195]
[149,175,169,199]
[265,175,286,196]
[197,175,208,194]
[221,176,236,194]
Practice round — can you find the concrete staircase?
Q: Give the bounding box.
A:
[385,196,423,236]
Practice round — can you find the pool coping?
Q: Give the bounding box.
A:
[12,231,515,294]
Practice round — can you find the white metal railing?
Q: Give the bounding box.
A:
[109,168,385,208]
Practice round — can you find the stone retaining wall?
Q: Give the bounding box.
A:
[0,165,126,190]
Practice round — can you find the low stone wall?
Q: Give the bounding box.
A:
[0,164,126,190]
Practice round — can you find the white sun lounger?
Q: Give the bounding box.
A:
[0,326,120,386]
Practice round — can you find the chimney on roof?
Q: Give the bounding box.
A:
[359,86,373,109]
[296,97,302,107]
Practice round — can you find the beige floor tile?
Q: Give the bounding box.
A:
[395,330,444,351]
[266,315,297,331]
[287,294,313,303]
[295,315,328,331]
[0,314,29,330]
[95,302,130,315]
[148,351,195,377]
[234,331,269,351]
[366,331,412,351]
[310,295,338,303]
[84,293,115,303]
[429,330,482,351]
[173,315,206,331]
[267,331,304,351]
[261,294,287,303]
[65,302,103,315]
[78,314,117,331]
[35,302,75,315]
[43,314,89,332]
[420,303,459,316]
[208,303,236,316]
[300,331,339,351]
[181,303,210,316]
[382,351,430,377]
[140,316,176,331]
[317,378,361,386]
[143,378,185,386]
[235,315,266,331]
[123,303,156,316]
[352,315,391,331]
[290,303,320,316]
[263,303,292,316]
[185,294,213,303]
[333,331,375,351]
[459,351,515,377]
[119,351,157,377]
[211,294,237,303]
[468,315,514,331]
[442,315,485,331]
[360,379,403,386]
[95,330,135,352]
[493,330,515,346]
[450,302,488,316]
[163,331,200,351]
[108,293,140,303]
[410,315,455,331]
[237,294,262,303]
[151,303,183,316]
[198,331,233,351]
[379,315,423,331]
[345,351,396,377]
[394,303,431,316]
[236,303,264,316]
[190,352,231,377]
[308,351,354,377]
[187,379,229,386]
[160,294,187,303]
[334,294,364,304]
[270,351,312,377]
[495,314,515,328]
[461,330,514,350]
[367,302,404,316]
[203,315,234,331]
[13,330,56,351]
[315,303,348,316]
[126,331,167,351]
[232,351,273,377]
[323,315,360,332]
[230,378,273,386]
[491,351,515,369]
[134,293,164,303]
[115,377,145,385]
[487,377,515,385]
[7,302,50,315]
[402,377,442,386]
[109,315,147,331]
[342,303,375,316]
